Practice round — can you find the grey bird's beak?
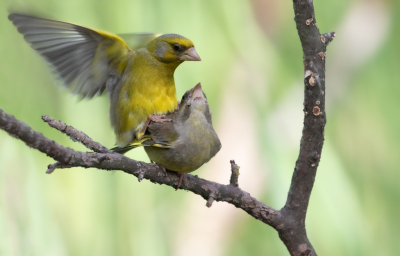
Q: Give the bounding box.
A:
[180,47,201,61]
[191,83,205,103]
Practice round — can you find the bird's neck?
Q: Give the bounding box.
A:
[186,109,208,128]
[137,48,182,76]
[155,59,183,77]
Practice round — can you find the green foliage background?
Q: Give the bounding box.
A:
[0,0,399,255]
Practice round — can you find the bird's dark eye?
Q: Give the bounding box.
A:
[173,44,182,51]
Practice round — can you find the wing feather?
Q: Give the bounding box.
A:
[147,118,179,147]
[9,13,131,98]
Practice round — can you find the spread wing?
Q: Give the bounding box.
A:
[9,13,131,98]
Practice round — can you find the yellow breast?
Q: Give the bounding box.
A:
[114,50,178,146]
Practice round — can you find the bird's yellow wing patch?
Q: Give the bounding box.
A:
[111,135,152,154]
[111,132,172,154]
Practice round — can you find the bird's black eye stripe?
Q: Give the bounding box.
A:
[173,44,182,51]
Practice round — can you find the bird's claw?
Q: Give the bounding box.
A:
[176,173,185,190]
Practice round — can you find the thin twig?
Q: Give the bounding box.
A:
[46,162,70,174]
[229,160,240,187]
[42,115,113,173]
[42,115,111,153]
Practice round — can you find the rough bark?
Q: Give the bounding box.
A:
[276,1,334,255]
[0,109,280,226]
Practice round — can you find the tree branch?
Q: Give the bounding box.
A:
[0,1,333,254]
[0,108,280,227]
[42,115,111,153]
[275,1,333,255]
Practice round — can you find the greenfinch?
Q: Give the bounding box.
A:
[113,83,221,188]
[8,13,201,148]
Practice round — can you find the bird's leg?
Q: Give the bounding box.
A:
[176,173,185,190]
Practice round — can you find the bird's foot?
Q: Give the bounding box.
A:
[176,101,181,110]
[149,114,172,123]
[176,173,185,190]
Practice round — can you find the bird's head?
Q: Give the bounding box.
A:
[177,83,212,124]
[147,34,201,64]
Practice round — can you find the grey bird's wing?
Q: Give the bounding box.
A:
[145,118,179,148]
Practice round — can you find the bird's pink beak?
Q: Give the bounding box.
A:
[191,83,205,103]
[180,47,201,61]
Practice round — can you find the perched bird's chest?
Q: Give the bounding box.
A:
[173,111,219,172]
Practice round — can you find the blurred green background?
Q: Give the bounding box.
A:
[1,0,399,255]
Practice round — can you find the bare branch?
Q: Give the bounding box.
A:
[0,108,280,227]
[42,115,113,174]
[46,162,70,174]
[42,115,111,153]
[206,194,215,208]
[229,160,240,187]
[274,1,335,255]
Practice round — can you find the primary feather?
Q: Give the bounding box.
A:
[8,13,130,98]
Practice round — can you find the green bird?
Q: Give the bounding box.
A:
[8,13,201,149]
[113,83,221,189]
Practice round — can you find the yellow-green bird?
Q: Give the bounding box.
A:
[114,83,221,189]
[8,13,201,148]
